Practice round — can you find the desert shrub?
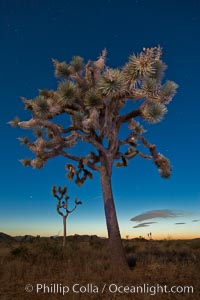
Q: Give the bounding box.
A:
[124,244,138,254]
[34,239,64,260]
[127,255,137,269]
[48,244,63,258]
[66,240,79,252]
[189,240,200,250]
[10,246,30,259]
[89,238,104,250]
[0,238,199,300]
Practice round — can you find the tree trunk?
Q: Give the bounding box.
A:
[63,216,67,247]
[100,157,129,271]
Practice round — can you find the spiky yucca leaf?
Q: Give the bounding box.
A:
[134,122,146,135]
[58,186,62,194]
[31,157,45,169]
[75,176,84,187]
[70,56,84,72]
[34,127,43,137]
[57,81,77,101]
[115,162,123,167]
[62,186,67,194]
[151,60,167,82]
[65,163,76,172]
[18,137,29,145]
[142,78,158,94]
[84,88,102,107]
[20,158,32,167]
[84,169,93,179]
[51,185,57,197]
[154,154,171,178]
[8,116,20,127]
[115,156,128,168]
[53,60,71,78]
[66,172,75,181]
[39,89,51,98]
[128,120,146,135]
[57,186,67,196]
[47,95,66,112]
[75,197,82,205]
[159,167,171,178]
[124,54,155,82]
[34,96,49,119]
[21,98,34,111]
[161,81,178,103]
[142,102,168,123]
[98,69,127,98]
[65,193,69,201]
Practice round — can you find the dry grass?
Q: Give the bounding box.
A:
[0,237,200,299]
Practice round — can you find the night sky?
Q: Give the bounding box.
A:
[0,0,200,239]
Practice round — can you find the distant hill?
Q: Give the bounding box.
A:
[14,235,35,242]
[0,232,14,242]
[1,232,199,243]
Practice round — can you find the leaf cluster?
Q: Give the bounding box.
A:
[65,162,93,187]
[52,185,82,217]
[12,46,178,182]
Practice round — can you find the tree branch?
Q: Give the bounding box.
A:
[86,160,100,172]
[126,88,146,100]
[118,108,142,124]
[67,205,77,214]
[57,205,65,217]
[60,150,83,162]
[137,151,152,160]
[138,136,157,157]
[61,126,76,133]
[61,150,100,172]
[75,131,107,155]
[18,118,62,135]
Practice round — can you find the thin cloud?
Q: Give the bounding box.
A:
[133,224,149,228]
[86,195,102,201]
[174,222,186,225]
[130,209,184,222]
[192,219,200,222]
[133,222,157,228]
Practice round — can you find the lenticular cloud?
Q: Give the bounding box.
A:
[133,221,157,228]
[130,209,183,222]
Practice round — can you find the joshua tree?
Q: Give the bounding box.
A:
[51,185,82,247]
[10,46,178,270]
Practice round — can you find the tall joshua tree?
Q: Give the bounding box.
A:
[10,47,178,270]
[51,185,82,247]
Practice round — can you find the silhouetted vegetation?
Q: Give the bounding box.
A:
[0,236,200,299]
[51,186,82,247]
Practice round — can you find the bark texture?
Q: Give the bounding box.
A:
[63,216,67,248]
[100,155,129,270]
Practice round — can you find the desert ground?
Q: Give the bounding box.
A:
[0,233,200,300]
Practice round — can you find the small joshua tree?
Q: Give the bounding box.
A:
[11,46,178,270]
[51,185,82,247]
